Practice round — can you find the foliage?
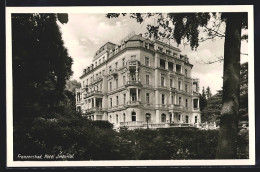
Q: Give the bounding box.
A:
[200,87,208,112]
[206,86,212,99]
[201,62,248,124]
[239,62,248,121]
[201,90,222,124]
[116,128,219,160]
[12,13,73,159]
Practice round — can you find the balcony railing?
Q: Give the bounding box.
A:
[125,101,141,106]
[169,71,175,76]
[120,121,145,126]
[84,90,103,99]
[109,69,118,76]
[85,107,104,114]
[125,80,142,87]
[170,87,176,92]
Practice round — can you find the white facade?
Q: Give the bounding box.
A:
[76,33,201,129]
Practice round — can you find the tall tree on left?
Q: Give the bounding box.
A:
[12,14,73,156]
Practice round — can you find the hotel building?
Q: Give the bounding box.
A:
[76,33,201,129]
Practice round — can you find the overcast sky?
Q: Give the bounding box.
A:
[58,13,248,95]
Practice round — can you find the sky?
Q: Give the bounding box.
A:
[58,13,248,95]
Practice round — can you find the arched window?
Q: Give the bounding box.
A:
[185,115,189,123]
[123,113,126,122]
[132,112,136,121]
[161,113,166,122]
[116,114,118,123]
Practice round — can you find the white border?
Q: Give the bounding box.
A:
[6,5,255,167]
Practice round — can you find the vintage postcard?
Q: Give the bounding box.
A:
[6,5,255,167]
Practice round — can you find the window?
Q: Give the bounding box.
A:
[146,93,150,104]
[170,79,173,88]
[195,116,198,123]
[185,69,188,76]
[146,75,150,85]
[100,84,102,90]
[186,99,188,107]
[161,76,165,86]
[123,94,126,104]
[158,46,163,52]
[176,64,182,73]
[102,69,105,75]
[86,79,88,85]
[185,84,188,92]
[162,94,165,104]
[115,62,118,69]
[123,113,126,122]
[116,114,118,123]
[95,61,97,67]
[179,97,182,105]
[161,114,166,122]
[122,58,125,67]
[123,76,126,85]
[110,82,112,91]
[116,96,119,106]
[103,56,105,62]
[115,78,118,88]
[171,95,174,104]
[109,66,112,73]
[145,57,149,66]
[96,73,98,79]
[132,112,136,121]
[110,98,112,107]
[178,81,181,90]
[99,59,101,65]
[193,99,198,109]
[160,59,166,69]
[168,62,173,71]
[185,116,189,123]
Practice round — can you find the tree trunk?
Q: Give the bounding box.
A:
[216,13,243,159]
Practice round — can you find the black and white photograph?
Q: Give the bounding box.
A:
[6,5,255,167]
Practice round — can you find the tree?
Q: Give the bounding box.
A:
[201,90,222,124]
[106,12,248,158]
[12,13,73,157]
[200,87,207,111]
[206,86,212,99]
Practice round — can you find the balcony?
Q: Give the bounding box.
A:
[169,71,175,76]
[170,87,176,92]
[85,107,104,114]
[174,104,184,109]
[193,108,200,112]
[157,104,168,108]
[126,101,141,107]
[127,60,140,70]
[125,80,142,87]
[84,90,103,99]
[109,69,118,76]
